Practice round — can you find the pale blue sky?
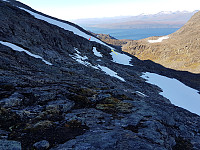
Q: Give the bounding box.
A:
[17,0,199,20]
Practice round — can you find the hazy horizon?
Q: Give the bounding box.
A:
[17,0,200,20]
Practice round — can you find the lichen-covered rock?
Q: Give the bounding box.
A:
[0,92,23,108]
[0,139,21,150]
[25,120,54,131]
[96,97,133,113]
[45,100,74,113]
[51,129,168,150]
[0,129,9,139]
[33,140,50,150]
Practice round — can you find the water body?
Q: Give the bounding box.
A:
[84,27,179,40]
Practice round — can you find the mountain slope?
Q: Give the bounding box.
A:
[88,31,132,49]
[122,11,200,73]
[0,0,200,150]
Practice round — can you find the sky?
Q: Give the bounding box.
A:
[17,0,200,20]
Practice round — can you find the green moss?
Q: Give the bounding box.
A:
[96,97,133,113]
[116,102,133,113]
[102,97,121,104]
[117,94,132,100]
[96,104,115,110]
[24,120,54,131]
[77,88,97,97]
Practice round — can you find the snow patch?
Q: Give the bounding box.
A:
[148,36,169,43]
[141,72,200,116]
[2,0,9,2]
[93,47,102,57]
[71,48,98,69]
[19,7,113,49]
[98,65,125,82]
[74,48,81,54]
[111,51,133,66]
[71,48,126,81]
[0,41,52,65]
[135,91,147,97]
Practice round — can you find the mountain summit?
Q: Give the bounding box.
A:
[0,0,200,149]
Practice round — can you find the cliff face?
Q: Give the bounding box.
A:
[122,11,200,73]
[0,0,200,150]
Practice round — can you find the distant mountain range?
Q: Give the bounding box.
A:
[73,10,199,29]
[93,11,200,73]
[122,10,200,73]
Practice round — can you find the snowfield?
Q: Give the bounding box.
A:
[93,47,102,57]
[0,41,52,65]
[19,7,113,49]
[98,65,125,82]
[142,72,200,116]
[148,36,169,43]
[111,51,133,66]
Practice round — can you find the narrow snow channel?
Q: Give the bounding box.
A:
[98,65,125,82]
[141,72,200,116]
[148,36,169,43]
[19,7,113,49]
[111,51,133,66]
[93,47,102,57]
[0,41,52,65]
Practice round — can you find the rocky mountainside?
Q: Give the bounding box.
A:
[0,0,200,150]
[89,32,131,49]
[122,11,200,73]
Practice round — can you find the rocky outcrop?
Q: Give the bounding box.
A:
[0,0,200,149]
[0,139,21,150]
[89,32,131,49]
[122,11,200,73]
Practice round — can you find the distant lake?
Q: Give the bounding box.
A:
[84,27,179,40]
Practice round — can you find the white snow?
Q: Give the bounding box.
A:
[135,91,147,97]
[74,48,81,54]
[19,7,113,49]
[92,47,102,57]
[71,48,126,81]
[71,48,98,69]
[141,72,200,116]
[111,51,133,66]
[98,65,125,82]
[0,41,52,65]
[148,36,169,43]
[2,0,9,2]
